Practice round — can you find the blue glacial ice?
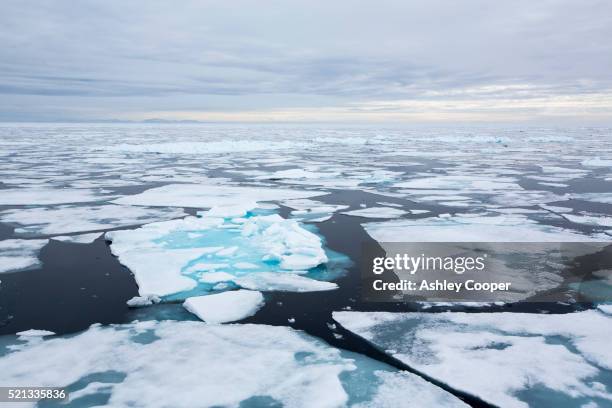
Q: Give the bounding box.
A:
[333,309,612,408]
[0,320,467,408]
[105,206,345,299]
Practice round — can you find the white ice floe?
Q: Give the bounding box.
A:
[598,304,612,315]
[582,157,612,167]
[342,207,407,219]
[51,232,102,244]
[0,239,48,273]
[1,205,186,236]
[283,198,348,223]
[233,272,338,292]
[0,188,108,205]
[394,175,520,192]
[571,193,612,205]
[334,309,612,408]
[105,210,330,298]
[113,183,325,208]
[562,213,612,228]
[0,320,465,408]
[183,290,264,323]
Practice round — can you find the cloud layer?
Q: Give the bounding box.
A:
[1,0,612,122]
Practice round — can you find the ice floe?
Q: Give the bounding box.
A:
[105,209,335,298]
[0,320,466,408]
[113,183,325,208]
[342,207,407,219]
[233,271,338,292]
[50,232,103,244]
[582,158,612,167]
[363,213,600,242]
[334,309,612,408]
[283,198,349,222]
[394,174,520,192]
[562,213,612,228]
[0,239,48,273]
[183,290,264,323]
[0,187,108,205]
[1,204,186,236]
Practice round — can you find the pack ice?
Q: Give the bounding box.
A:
[333,310,612,408]
[0,239,48,273]
[105,207,335,299]
[0,320,467,408]
[0,204,186,236]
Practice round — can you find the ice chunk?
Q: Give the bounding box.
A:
[16,329,55,337]
[0,188,107,205]
[334,310,612,408]
[234,272,338,292]
[105,210,331,298]
[283,198,349,223]
[126,294,161,307]
[0,320,465,408]
[342,207,407,219]
[183,290,264,323]
[0,239,48,273]
[113,183,325,208]
[1,204,185,236]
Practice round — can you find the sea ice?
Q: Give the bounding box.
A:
[183,290,264,323]
[0,239,48,273]
[51,232,102,244]
[334,310,612,408]
[0,320,466,407]
[342,207,407,219]
[126,294,161,307]
[582,158,612,167]
[0,187,108,205]
[108,140,307,154]
[113,183,325,208]
[1,205,186,236]
[105,209,331,298]
[233,271,338,292]
[16,329,55,337]
[363,213,598,242]
[394,175,520,192]
[283,198,349,222]
[562,213,612,228]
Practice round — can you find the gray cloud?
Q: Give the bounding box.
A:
[1,0,612,122]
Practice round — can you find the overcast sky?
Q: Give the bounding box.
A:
[1,0,612,123]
